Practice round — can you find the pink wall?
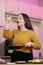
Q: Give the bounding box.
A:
[5,0,43,19]
[5,0,18,14]
[0,0,5,26]
[17,0,38,5]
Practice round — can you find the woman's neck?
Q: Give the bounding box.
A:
[18,25,28,31]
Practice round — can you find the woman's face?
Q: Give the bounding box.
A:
[17,15,25,27]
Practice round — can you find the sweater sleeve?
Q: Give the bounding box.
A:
[3,29,14,39]
[32,32,41,50]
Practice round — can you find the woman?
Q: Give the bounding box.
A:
[3,13,41,63]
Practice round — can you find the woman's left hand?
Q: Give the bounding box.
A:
[25,42,33,47]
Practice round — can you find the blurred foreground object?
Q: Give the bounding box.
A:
[0,58,5,62]
[28,59,43,62]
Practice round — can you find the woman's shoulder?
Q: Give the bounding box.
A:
[13,29,18,31]
[13,29,19,33]
[27,29,35,35]
[28,30,37,36]
[27,29,34,32]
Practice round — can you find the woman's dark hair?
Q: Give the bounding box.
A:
[19,13,33,31]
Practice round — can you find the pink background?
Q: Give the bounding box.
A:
[0,0,43,57]
[5,0,43,19]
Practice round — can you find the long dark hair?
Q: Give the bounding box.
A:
[19,13,33,31]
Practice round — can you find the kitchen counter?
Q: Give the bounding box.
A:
[0,58,43,64]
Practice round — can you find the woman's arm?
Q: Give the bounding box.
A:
[3,28,14,39]
[32,32,41,50]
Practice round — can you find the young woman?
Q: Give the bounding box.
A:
[3,13,41,63]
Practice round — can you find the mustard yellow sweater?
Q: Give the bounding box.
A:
[3,29,41,53]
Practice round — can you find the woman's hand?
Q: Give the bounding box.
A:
[25,42,33,47]
[0,58,5,62]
